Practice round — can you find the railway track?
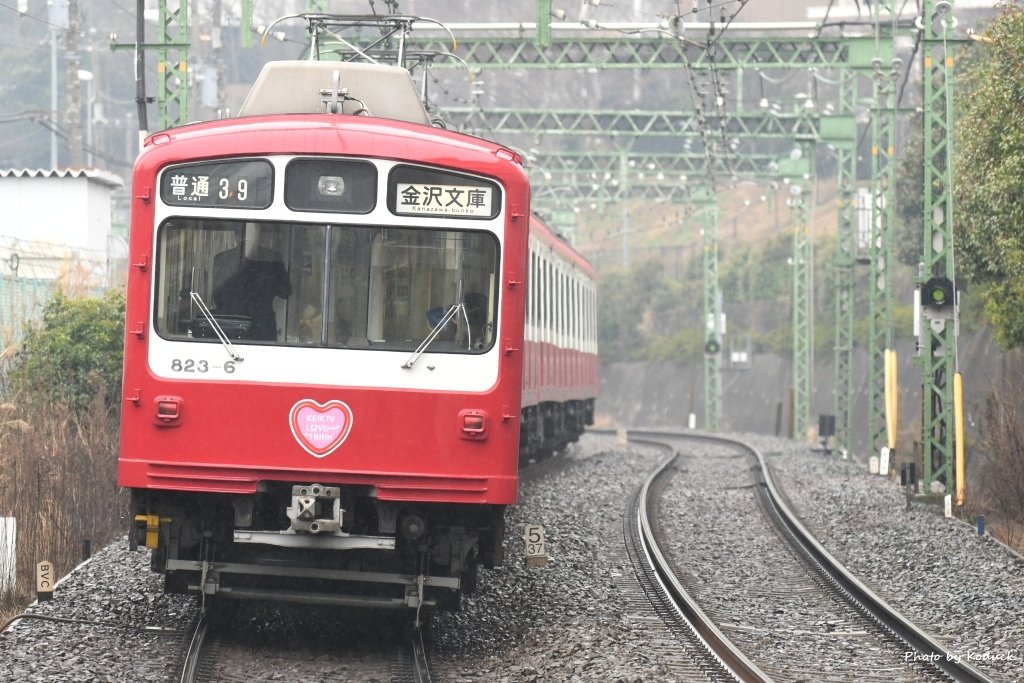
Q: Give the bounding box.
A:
[167,446,578,683]
[176,603,432,683]
[627,430,997,683]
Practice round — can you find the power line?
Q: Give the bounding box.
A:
[0,1,87,35]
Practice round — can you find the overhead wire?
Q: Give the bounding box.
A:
[682,0,752,186]
[0,0,88,35]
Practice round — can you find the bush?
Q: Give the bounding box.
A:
[8,290,125,415]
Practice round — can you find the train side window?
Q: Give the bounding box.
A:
[572,277,579,351]
[527,250,535,340]
[543,258,551,343]
[558,269,565,347]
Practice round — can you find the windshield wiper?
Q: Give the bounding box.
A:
[401,301,462,369]
[190,291,244,362]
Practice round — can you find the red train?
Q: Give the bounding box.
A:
[118,59,598,611]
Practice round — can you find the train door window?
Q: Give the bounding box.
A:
[362,228,498,353]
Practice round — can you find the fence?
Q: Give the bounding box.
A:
[0,274,59,352]
[0,235,126,350]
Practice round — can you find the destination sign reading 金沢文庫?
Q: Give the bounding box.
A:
[160,160,273,209]
[394,183,494,218]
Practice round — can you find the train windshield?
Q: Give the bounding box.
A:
[154,219,499,352]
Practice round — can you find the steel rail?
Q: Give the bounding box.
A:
[179,616,209,683]
[631,436,771,682]
[626,429,997,683]
[411,626,432,683]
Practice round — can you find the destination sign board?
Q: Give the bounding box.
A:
[394,183,494,218]
[388,165,501,220]
[160,159,273,209]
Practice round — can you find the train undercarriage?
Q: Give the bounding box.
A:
[520,398,594,462]
[131,484,504,614]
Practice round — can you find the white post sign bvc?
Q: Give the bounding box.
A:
[36,561,54,601]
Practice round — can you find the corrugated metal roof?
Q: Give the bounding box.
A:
[0,168,124,189]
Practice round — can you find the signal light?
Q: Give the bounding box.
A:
[705,339,721,355]
[922,276,954,309]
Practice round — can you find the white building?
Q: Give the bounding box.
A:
[0,168,124,284]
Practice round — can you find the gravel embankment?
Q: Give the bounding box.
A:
[0,545,192,682]
[757,434,1024,682]
[2,432,1021,682]
[432,434,699,681]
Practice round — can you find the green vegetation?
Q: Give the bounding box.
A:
[597,232,889,363]
[955,8,1024,349]
[8,290,125,415]
[1,290,127,624]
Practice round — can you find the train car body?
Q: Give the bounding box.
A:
[118,61,596,610]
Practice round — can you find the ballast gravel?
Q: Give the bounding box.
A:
[1,431,1022,682]
[758,434,1024,682]
[0,546,192,682]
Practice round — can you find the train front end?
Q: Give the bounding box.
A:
[118,105,530,610]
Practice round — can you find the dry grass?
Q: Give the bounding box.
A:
[971,375,1024,551]
[0,390,127,624]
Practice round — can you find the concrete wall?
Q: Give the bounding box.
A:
[597,329,1022,462]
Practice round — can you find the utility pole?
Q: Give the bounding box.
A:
[134,0,148,140]
[65,0,83,167]
[49,0,69,168]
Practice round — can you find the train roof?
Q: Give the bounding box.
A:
[239,61,431,126]
[139,114,527,184]
[530,213,596,279]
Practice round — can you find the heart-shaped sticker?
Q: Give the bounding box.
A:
[289,399,354,458]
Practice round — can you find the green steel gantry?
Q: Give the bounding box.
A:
[443,108,822,141]
[155,0,188,130]
[698,188,721,431]
[139,8,926,458]
[824,72,859,457]
[416,26,884,440]
[868,9,900,467]
[919,0,958,492]
[109,0,190,131]
[773,144,815,439]
[404,31,886,72]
